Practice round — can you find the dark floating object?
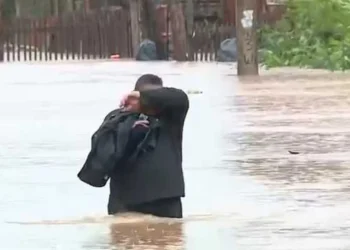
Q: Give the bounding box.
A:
[288,150,300,155]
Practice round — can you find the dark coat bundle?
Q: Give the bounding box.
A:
[77,110,133,187]
[78,87,189,215]
[78,110,160,188]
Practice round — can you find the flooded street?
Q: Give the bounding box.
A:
[1,61,350,250]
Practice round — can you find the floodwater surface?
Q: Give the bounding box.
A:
[1,61,350,250]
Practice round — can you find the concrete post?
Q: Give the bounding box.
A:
[236,0,259,75]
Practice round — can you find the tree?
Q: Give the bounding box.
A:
[169,0,187,61]
[261,0,350,71]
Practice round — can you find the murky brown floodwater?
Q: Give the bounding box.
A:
[1,61,350,250]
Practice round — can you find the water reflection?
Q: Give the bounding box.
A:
[109,220,183,250]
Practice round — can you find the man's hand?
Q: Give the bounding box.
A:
[132,120,149,128]
[120,91,141,112]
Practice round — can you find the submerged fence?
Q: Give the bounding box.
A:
[2,8,132,62]
[0,1,286,63]
[1,10,235,62]
[189,23,235,61]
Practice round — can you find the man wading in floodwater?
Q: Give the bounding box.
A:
[79,74,189,218]
[110,74,189,218]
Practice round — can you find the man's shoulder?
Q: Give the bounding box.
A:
[103,109,129,122]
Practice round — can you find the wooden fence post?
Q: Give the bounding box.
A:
[236,0,259,75]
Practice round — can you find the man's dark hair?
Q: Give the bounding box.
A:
[134,74,163,91]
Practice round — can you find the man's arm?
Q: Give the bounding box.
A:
[139,87,190,123]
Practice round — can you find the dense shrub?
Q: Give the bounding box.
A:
[260,0,350,71]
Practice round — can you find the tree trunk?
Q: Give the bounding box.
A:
[141,0,166,60]
[219,0,225,21]
[129,0,140,58]
[14,0,20,17]
[184,0,193,60]
[184,0,193,35]
[140,0,156,41]
[169,0,187,61]
[66,0,74,12]
[236,0,259,76]
[84,0,90,11]
[0,0,4,62]
[54,0,59,15]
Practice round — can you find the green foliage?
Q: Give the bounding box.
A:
[260,0,350,71]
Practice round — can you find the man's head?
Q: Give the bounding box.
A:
[134,74,163,91]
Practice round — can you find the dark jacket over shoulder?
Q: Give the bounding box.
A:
[109,87,189,208]
[78,109,133,187]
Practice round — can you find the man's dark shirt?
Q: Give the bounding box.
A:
[108,87,189,214]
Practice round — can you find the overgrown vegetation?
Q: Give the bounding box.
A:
[260,0,350,71]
